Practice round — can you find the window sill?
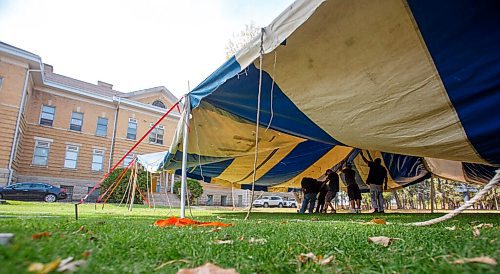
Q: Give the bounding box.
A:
[68,129,83,133]
[91,170,104,173]
[125,138,137,141]
[148,142,165,146]
[38,124,54,128]
[95,134,107,138]
[62,167,78,171]
[30,164,49,168]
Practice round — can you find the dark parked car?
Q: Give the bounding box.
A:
[0,183,67,202]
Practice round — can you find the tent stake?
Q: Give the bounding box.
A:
[180,95,190,218]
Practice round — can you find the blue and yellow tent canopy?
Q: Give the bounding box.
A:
[154,0,499,191]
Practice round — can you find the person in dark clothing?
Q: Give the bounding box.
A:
[299,177,320,213]
[360,152,388,213]
[315,182,328,213]
[342,163,362,213]
[323,169,339,213]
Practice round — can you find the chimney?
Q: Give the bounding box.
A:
[43,63,53,73]
[97,81,113,89]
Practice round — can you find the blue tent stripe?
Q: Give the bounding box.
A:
[200,64,340,145]
[462,163,496,184]
[408,0,500,164]
[189,56,242,109]
[381,153,430,185]
[253,140,334,186]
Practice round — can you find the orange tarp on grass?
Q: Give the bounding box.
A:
[153,217,232,227]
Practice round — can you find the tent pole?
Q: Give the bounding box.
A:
[430,175,435,213]
[171,173,175,193]
[180,95,190,218]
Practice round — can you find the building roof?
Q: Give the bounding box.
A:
[44,71,125,98]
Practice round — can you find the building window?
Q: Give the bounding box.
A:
[32,140,51,166]
[70,112,84,131]
[87,187,100,203]
[64,145,79,169]
[126,118,137,140]
[39,105,55,126]
[96,117,108,137]
[92,149,105,171]
[0,76,3,89]
[123,154,134,167]
[221,195,227,206]
[207,195,214,206]
[60,185,74,201]
[149,124,164,145]
[152,100,166,109]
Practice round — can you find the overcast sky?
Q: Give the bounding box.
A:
[0,0,293,98]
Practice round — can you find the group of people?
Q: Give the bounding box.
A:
[299,151,388,214]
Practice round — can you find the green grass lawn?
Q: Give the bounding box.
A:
[0,202,498,273]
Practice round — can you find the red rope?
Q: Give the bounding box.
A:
[81,99,181,203]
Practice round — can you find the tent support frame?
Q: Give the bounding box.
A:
[180,95,190,218]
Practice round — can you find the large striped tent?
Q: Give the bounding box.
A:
[155,0,499,192]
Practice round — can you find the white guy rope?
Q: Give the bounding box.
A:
[245,28,265,220]
[411,169,499,226]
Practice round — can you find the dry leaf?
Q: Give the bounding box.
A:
[370,218,386,225]
[368,236,392,247]
[473,228,481,237]
[248,238,267,244]
[310,217,319,222]
[453,256,497,266]
[210,227,221,233]
[59,257,74,267]
[57,260,86,272]
[28,263,44,273]
[81,250,91,258]
[177,263,238,274]
[28,257,61,274]
[445,226,456,231]
[320,255,334,265]
[297,253,333,265]
[32,232,52,240]
[214,240,233,245]
[237,236,244,241]
[297,252,316,263]
[474,223,493,229]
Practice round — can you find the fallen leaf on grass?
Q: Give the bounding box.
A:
[370,218,386,225]
[473,228,481,237]
[57,257,86,273]
[297,253,334,265]
[155,259,191,270]
[177,263,238,274]
[32,232,52,240]
[368,236,400,247]
[28,257,61,274]
[237,236,244,241]
[81,250,91,258]
[214,240,233,245]
[444,226,456,231]
[474,223,493,229]
[210,227,221,233]
[453,256,497,266]
[310,217,319,222]
[248,238,267,244]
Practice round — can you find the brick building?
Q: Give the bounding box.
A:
[0,41,181,200]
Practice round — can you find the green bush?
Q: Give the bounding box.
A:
[99,168,148,204]
[173,179,203,204]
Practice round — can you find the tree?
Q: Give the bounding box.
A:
[99,168,148,204]
[174,179,204,205]
[225,22,260,59]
